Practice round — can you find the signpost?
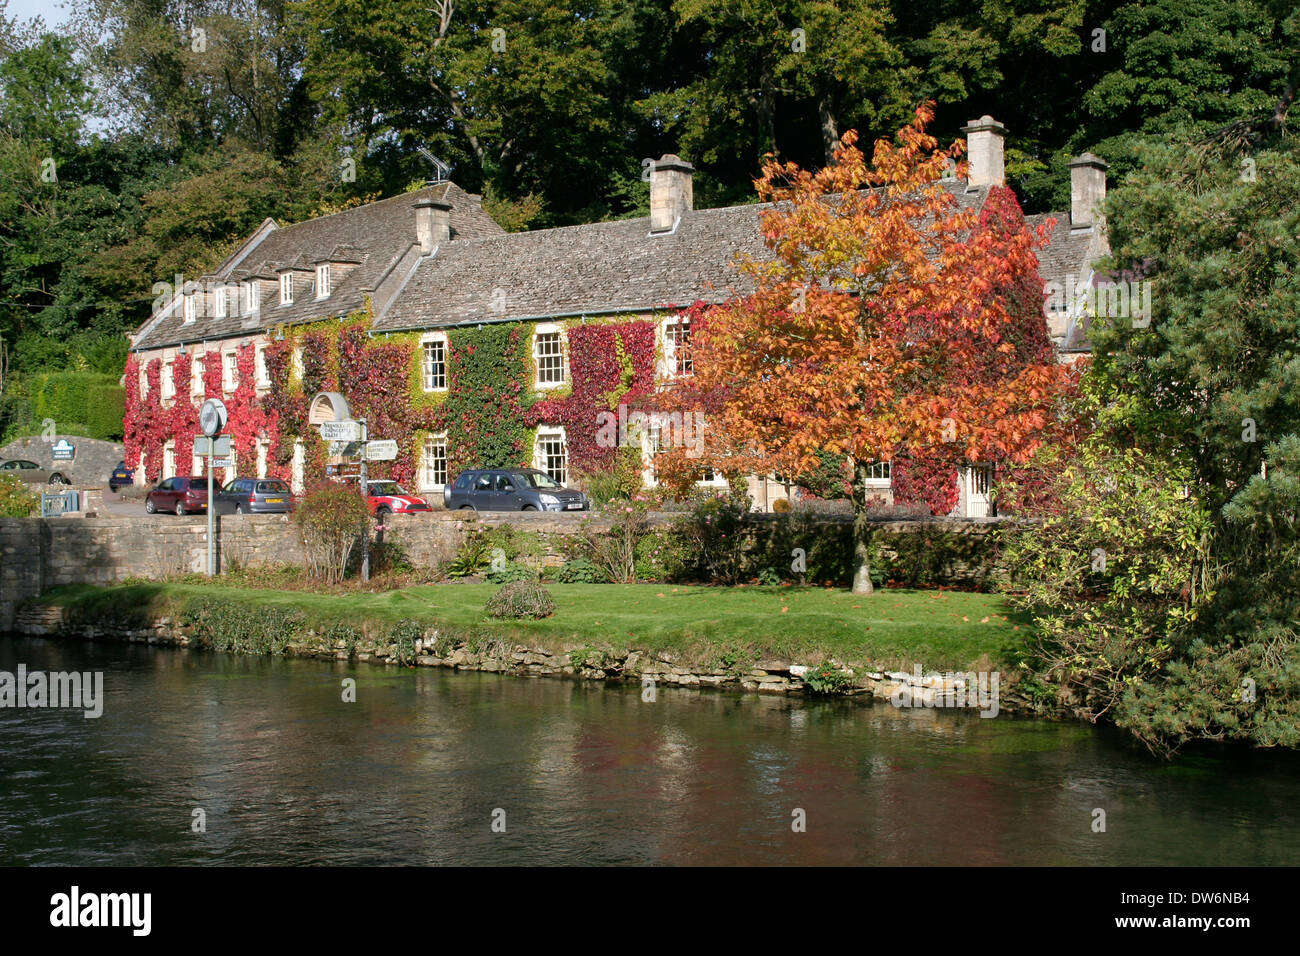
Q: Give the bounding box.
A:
[199,399,229,577]
[363,440,398,461]
[319,420,362,442]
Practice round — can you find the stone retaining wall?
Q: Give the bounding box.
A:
[9,603,999,712]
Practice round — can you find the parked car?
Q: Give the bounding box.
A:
[351,478,431,516]
[0,458,71,485]
[444,468,588,512]
[145,477,209,515]
[109,461,134,492]
[214,478,295,515]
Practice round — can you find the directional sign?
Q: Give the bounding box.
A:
[194,435,231,456]
[327,440,363,458]
[364,440,398,461]
[320,420,361,442]
[211,458,233,469]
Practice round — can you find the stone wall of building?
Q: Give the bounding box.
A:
[0,435,124,487]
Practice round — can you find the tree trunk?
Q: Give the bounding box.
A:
[851,458,875,595]
[818,92,839,165]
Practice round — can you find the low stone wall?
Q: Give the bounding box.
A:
[0,509,1014,630]
[9,603,998,712]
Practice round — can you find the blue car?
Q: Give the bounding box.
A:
[109,460,134,492]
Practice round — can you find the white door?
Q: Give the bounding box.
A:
[962,464,993,518]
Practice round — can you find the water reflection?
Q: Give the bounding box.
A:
[1,637,1299,865]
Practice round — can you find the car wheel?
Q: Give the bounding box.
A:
[376,505,392,516]
[176,501,186,516]
[235,504,245,515]
[145,498,156,514]
[48,474,67,486]
[522,504,538,511]
[459,505,475,511]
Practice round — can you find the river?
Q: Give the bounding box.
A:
[2,636,1298,866]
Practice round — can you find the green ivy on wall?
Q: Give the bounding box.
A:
[444,322,537,472]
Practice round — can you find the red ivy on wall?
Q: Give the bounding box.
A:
[890,457,960,516]
[527,320,657,476]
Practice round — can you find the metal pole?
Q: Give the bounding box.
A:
[359,418,369,582]
[207,442,215,576]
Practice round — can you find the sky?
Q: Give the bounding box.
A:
[8,0,75,30]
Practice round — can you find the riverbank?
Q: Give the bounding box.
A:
[13,580,1033,707]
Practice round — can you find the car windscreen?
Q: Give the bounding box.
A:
[512,471,563,489]
[256,482,289,494]
[366,481,404,496]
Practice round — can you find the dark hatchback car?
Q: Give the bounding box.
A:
[109,460,134,492]
[214,478,294,515]
[145,477,209,515]
[444,468,588,512]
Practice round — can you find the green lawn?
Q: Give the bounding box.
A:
[39,581,1034,671]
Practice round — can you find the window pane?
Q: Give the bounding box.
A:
[535,332,564,384]
[537,434,567,484]
[423,340,446,390]
[666,321,692,375]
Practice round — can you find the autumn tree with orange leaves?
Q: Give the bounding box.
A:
[656,104,1073,594]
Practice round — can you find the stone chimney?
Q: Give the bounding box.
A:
[415,197,451,252]
[1068,153,1108,231]
[650,154,694,233]
[961,116,1006,188]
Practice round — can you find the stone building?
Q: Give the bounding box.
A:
[126,117,1109,515]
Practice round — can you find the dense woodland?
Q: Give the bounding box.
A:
[0,0,1295,395]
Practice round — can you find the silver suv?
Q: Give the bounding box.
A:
[444,468,588,512]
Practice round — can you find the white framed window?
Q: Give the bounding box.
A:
[192,448,203,476]
[139,365,148,398]
[255,344,269,387]
[183,294,196,323]
[191,356,205,397]
[535,429,568,485]
[161,359,175,400]
[533,326,567,387]
[316,264,331,298]
[664,318,692,376]
[280,273,293,305]
[256,439,269,479]
[421,335,447,391]
[243,281,259,314]
[163,440,175,479]
[223,351,238,392]
[420,434,448,491]
[864,460,891,484]
[214,285,227,318]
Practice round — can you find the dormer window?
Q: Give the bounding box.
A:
[280,273,293,306]
[243,281,259,314]
[214,286,227,318]
[183,294,196,323]
[316,264,331,298]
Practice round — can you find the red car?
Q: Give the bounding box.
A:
[145,476,210,515]
[358,479,431,516]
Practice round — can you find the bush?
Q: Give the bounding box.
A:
[292,482,369,583]
[0,473,38,516]
[1005,441,1211,744]
[181,599,304,655]
[803,660,855,695]
[386,618,423,664]
[578,498,653,583]
[444,529,494,577]
[485,580,556,619]
[486,560,539,584]
[552,556,607,583]
[323,621,363,658]
[671,493,751,584]
[580,446,645,503]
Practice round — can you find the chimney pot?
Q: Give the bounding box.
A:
[415,197,452,253]
[961,115,1006,188]
[1067,153,1108,231]
[650,154,694,233]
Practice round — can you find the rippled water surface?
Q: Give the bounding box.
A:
[2,637,1298,865]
